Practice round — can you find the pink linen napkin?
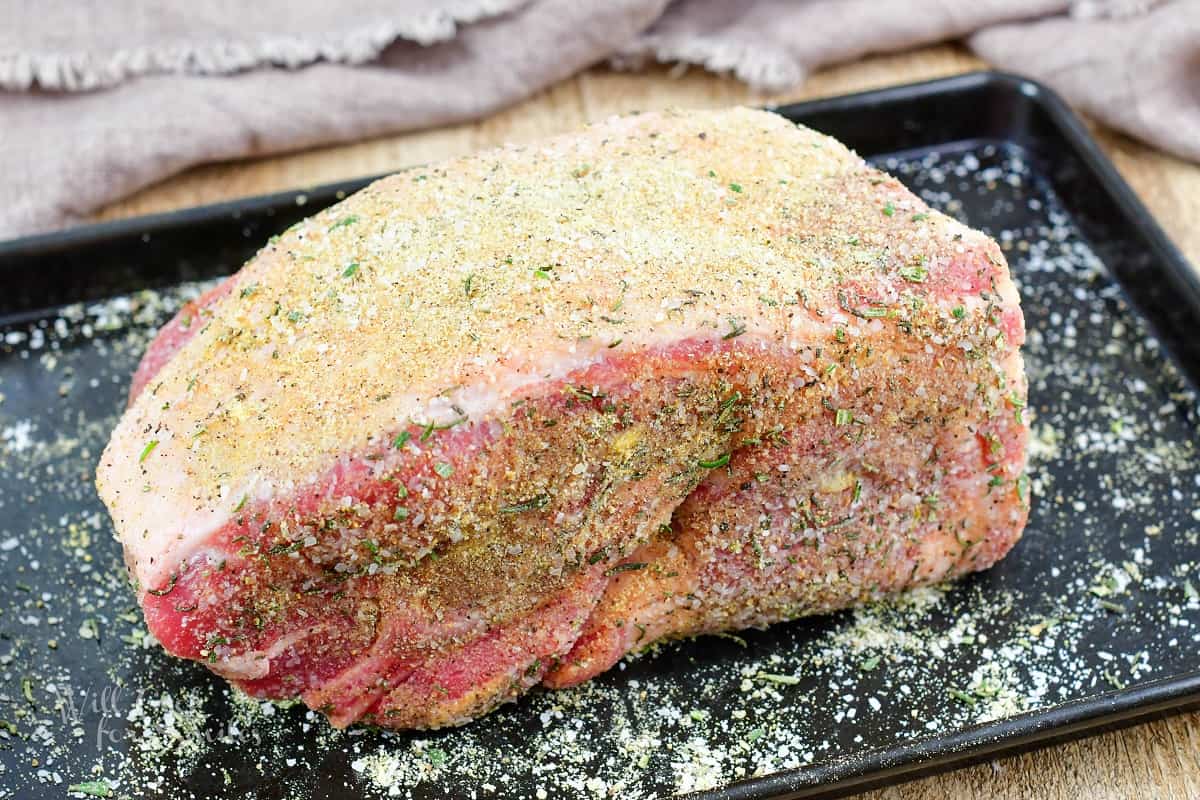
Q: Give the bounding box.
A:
[0,0,1195,238]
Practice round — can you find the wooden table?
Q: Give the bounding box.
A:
[95,44,1200,800]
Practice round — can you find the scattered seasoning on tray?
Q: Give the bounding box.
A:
[0,143,1198,799]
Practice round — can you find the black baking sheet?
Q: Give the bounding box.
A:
[0,72,1198,800]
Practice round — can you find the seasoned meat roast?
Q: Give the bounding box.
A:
[96,108,1028,729]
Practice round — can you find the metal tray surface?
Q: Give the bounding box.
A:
[0,72,1197,800]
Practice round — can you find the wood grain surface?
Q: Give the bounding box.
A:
[93,43,1200,800]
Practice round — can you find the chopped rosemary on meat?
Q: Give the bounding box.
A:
[393,431,411,448]
[145,573,179,597]
[605,562,648,576]
[499,494,551,513]
[698,453,731,469]
[1016,474,1031,504]
[1008,392,1026,424]
[433,462,454,478]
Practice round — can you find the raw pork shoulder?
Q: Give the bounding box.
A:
[97,108,1028,729]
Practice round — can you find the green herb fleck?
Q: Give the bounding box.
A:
[1009,392,1027,424]
[145,573,178,597]
[1016,473,1031,504]
[1098,599,1126,615]
[433,462,453,479]
[951,305,966,320]
[499,494,551,514]
[835,408,853,426]
[698,453,731,469]
[342,262,360,278]
[756,672,800,686]
[67,781,113,798]
[899,264,928,283]
[729,182,743,193]
[139,439,159,463]
[882,201,895,217]
[328,214,359,231]
[722,319,747,340]
[393,431,411,448]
